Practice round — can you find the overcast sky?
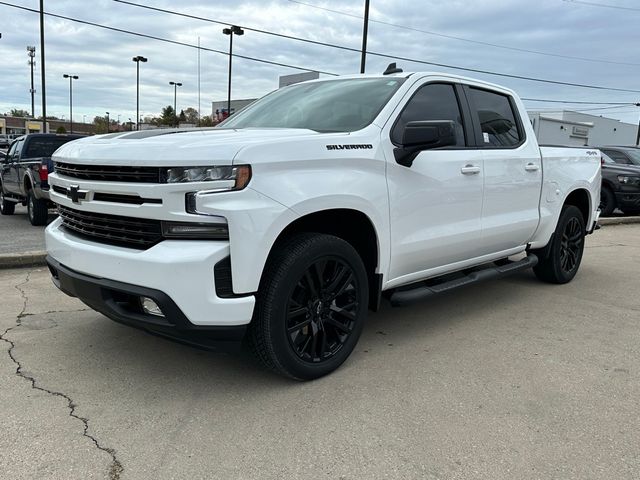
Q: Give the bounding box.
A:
[0,0,639,125]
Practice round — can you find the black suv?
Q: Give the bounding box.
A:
[599,147,640,216]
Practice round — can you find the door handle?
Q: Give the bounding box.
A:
[460,165,481,175]
[525,163,540,172]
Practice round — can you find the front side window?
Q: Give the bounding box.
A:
[391,83,466,146]
[469,88,522,147]
[601,149,631,165]
[621,149,640,166]
[221,78,405,133]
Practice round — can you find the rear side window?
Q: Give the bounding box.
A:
[469,88,522,147]
[391,83,466,146]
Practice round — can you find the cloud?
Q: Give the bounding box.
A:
[0,0,638,124]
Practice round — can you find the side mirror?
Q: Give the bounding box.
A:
[394,120,457,167]
[0,152,8,164]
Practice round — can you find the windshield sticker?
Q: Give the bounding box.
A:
[326,144,374,151]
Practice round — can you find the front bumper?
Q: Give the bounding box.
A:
[47,256,247,348]
[615,191,640,209]
[45,218,256,328]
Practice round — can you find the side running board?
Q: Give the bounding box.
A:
[389,254,538,307]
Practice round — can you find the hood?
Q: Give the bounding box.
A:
[51,127,328,166]
[602,163,640,175]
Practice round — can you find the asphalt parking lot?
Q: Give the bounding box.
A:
[0,205,56,255]
[0,224,638,479]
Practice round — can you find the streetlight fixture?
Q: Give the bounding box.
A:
[132,55,148,130]
[169,81,182,126]
[62,74,79,133]
[222,25,244,117]
[105,111,110,133]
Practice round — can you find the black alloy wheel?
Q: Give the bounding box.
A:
[286,258,359,363]
[248,233,369,380]
[559,217,583,274]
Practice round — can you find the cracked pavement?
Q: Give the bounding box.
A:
[0,224,639,479]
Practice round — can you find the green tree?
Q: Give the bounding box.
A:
[160,105,177,126]
[93,116,108,134]
[199,115,214,127]
[56,126,67,134]
[10,108,30,117]
[178,109,187,123]
[182,107,199,124]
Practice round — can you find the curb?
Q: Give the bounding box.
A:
[0,251,47,270]
[598,216,640,226]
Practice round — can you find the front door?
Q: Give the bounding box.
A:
[382,81,484,285]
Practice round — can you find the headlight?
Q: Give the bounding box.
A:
[162,165,251,189]
[617,175,640,185]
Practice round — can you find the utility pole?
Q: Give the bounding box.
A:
[636,103,640,146]
[132,55,148,130]
[169,81,182,127]
[62,74,78,133]
[27,46,36,118]
[222,26,244,117]
[360,0,370,74]
[39,0,46,131]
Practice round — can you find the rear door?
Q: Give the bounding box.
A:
[465,86,542,254]
[383,80,484,283]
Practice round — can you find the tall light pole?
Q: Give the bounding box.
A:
[62,74,78,134]
[132,55,147,130]
[27,46,36,118]
[105,111,110,133]
[360,0,370,74]
[169,81,182,126]
[39,0,46,131]
[222,26,244,117]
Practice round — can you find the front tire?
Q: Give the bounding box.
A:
[533,205,586,284]
[248,233,369,380]
[599,187,615,216]
[27,191,48,226]
[0,185,15,215]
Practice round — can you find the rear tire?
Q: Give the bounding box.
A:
[599,187,615,216]
[248,233,369,380]
[27,190,48,226]
[533,205,585,284]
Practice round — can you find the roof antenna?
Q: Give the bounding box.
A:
[383,62,403,75]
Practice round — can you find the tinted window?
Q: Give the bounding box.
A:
[392,83,465,146]
[23,137,76,159]
[469,88,521,147]
[7,142,18,157]
[12,139,25,159]
[601,149,631,165]
[221,78,405,133]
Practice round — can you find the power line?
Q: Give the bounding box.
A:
[3,0,640,96]
[0,1,338,76]
[287,0,640,67]
[521,98,636,105]
[562,0,640,12]
[111,0,640,94]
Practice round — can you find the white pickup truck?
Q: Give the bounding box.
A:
[45,67,601,380]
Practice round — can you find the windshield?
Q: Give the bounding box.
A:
[24,137,77,159]
[623,149,640,165]
[220,78,405,132]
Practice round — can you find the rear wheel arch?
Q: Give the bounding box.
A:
[563,188,591,226]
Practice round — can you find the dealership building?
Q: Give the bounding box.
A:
[528,110,639,147]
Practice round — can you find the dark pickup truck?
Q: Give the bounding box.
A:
[600,151,640,216]
[0,134,84,225]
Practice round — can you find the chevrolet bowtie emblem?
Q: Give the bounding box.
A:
[67,185,87,203]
